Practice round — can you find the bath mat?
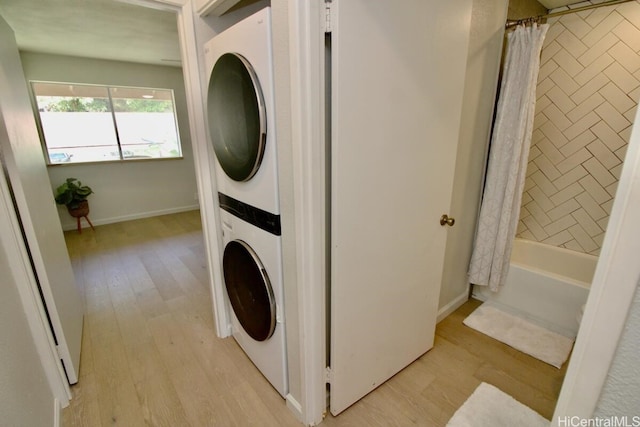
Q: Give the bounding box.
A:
[463,303,574,368]
[446,382,548,427]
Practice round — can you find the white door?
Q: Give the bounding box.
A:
[0,16,83,384]
[329,0,473,415]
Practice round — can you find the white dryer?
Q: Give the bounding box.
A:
[219,206,288,397]
[204,7,287,397]
[204,7,279,216]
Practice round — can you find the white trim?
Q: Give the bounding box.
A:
[552,99,640,422]
[288,0,327,425]
[114,0,185,11]
[59,205,200,231]
[0,162,70,406]
[437,289,469,323]
[134,0,230,338]
[196,0,240,17]
[285,393,304,424]
[175,0,230,338]
[53,398,61,427]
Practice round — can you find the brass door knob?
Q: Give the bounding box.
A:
[440,214,455,227]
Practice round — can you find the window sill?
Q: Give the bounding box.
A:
[46,156,185,167]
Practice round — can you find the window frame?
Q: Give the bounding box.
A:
[29,80,184,166]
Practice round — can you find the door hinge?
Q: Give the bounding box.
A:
[324,1,334,33]
[325,366,333,383]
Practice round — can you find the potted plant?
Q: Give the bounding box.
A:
[54,178,94,218]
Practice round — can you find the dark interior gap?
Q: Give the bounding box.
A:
[325,31,332,386]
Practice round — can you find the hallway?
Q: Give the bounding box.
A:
[62,211,565,426]
[62,211,300,426]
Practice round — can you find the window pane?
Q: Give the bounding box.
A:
[32,83,183,164]
[32,83,119,163]
[109,87,182,160]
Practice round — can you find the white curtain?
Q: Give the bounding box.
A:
[468,23,549,291]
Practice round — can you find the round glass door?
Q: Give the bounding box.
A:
[223,240,276,341]
[207,53,266,182]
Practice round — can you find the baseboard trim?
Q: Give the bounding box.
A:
[54,398,61,427]
[470,284,488,302]
[60,205,200,231]
[437,288,469,323]
[286,393,304,424]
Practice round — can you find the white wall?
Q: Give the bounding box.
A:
[594,280,640,417]
[439,0,509,317]
[19,52,199,229]
[0,245,56,426]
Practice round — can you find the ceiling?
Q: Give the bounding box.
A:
[0,0,181,67]
[0,0,593,67]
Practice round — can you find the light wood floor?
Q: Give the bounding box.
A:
[62,210,566,426]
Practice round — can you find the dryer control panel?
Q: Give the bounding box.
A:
[218,192,281,236]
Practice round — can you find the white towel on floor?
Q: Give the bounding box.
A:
[447,382,548,427]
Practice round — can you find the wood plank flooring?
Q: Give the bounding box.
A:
[62,211,566,426]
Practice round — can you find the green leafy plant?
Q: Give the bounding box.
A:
[54,178,93,209]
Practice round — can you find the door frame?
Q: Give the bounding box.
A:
[0,14,71,410]
[283,0,327,424]
[170,0,232,338]
[0,158,70,407]
[122,0,231,338]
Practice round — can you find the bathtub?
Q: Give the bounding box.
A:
[472,238,597,337]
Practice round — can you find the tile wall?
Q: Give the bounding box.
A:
[516,0,640,255]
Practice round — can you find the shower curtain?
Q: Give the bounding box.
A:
[468,23,549,291]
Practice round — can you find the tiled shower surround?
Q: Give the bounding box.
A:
[517,0,640,255]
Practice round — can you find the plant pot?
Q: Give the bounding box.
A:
[67,200,90,218]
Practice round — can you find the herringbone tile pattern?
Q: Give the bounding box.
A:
[517,0,640,255]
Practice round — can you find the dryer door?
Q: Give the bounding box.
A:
[207,53,266,182]
[222,240,276,341]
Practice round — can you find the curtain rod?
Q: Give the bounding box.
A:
[505,0,635,29]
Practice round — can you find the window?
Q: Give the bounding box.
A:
[31,82,183,164]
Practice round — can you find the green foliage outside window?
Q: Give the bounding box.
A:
[32,82,182,164]
[39,97,172,113]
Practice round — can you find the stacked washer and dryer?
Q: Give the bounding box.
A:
[203,7,288,397]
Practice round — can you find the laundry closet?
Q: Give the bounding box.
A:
[194,0,485,423]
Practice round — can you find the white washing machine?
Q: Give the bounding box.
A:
[205,7,287,397]
[204,7,279,216]
[219,207,288,397]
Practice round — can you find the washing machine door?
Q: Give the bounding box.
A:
[207,53,266,182]
[223,240,276,341]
